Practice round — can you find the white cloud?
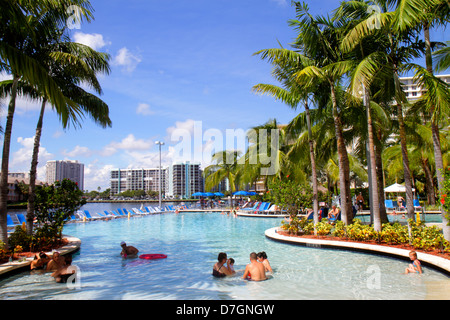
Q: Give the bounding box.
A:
[101,134,153,156]
[84,162,115,191]
[271,0,288,6]
[136,103,154,116]
[62,145,93,158]
[112,47,142,73]
[11,136,54,180]
[73,32,110,50]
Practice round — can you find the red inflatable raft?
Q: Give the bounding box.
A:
[139,254,167,260]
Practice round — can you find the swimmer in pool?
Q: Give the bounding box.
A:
[257,251,273,273]
[404,250,422,274]
[212,252,234,278]
[120,241,139,258]
[242,252,267,281]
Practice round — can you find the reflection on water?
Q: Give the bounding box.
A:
[0,209,448,300]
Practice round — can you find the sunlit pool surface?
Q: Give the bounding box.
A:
[0,210,448,300]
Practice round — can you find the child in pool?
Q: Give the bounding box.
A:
[229,258,235,273]
[404,250,422,274]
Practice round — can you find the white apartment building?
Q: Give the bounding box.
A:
[110,168,167,196]
[401,74,450,102]
[46,160,84,191]
[166,162,204,199]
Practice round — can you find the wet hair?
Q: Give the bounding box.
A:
[217,252,227,262]
[250,252,257,260]
[257,251,267,259]
[229,258,235,264]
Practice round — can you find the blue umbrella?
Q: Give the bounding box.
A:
[204,192,215,197]
[214,192,225,196]
[247,191,257,196]
[192,192,205,197]
[233,190,249,196]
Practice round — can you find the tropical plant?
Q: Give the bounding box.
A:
[0,0,95,245]
[34,179,86,242]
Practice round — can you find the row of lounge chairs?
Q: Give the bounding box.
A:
[240,202,288,215]
[385,199,422,211]
[6,205,178,227]
[69,205,177,222]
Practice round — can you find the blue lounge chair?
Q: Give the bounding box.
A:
[329,212,341,223]
[7,214,18,228]
[413,199,421,209]
[385,200,396,210]
[122,208,131,216]
[84,210,97,220]
[16,213,27,225]
[306,210,314,220]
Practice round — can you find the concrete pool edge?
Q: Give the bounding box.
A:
[0,235,81,279]
[265,227,450,276]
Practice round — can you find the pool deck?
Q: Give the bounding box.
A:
[0,235,81,279]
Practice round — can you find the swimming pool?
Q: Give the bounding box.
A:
[0,211,448,300]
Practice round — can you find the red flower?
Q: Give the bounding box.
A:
[441,198,446,205]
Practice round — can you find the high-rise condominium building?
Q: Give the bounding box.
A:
[46,160,84,190]
[166,162,203,199]
[110,168,167,196]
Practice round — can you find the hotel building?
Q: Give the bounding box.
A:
[110,168,167,196]
[46,160,84,191]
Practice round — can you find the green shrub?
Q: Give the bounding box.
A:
[380,222,409,244]
[8,226,32,251]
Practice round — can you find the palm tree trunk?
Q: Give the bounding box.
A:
[304,99,319,231]
[396,102,415,220]
[0,74,19,245]
[26,99,47,235]
[374,135,388,223]
[364,86,381,231]
[330,83,352,224]
[424,22,450,240]
[421,157,436,206]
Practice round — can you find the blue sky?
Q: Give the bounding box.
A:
[2,0,448,191]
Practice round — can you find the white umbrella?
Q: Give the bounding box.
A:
[384,183,415,193]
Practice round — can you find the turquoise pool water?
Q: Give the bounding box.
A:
[0,211,448,300]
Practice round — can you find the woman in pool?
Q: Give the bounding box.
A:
[257,251,273,273]
[212,252,234,278]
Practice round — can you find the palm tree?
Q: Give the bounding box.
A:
[0,0,95,245]
[393,0,450,238]
[340,0,428,222]
[289,2,354,224]
[25,33,111,235]
[252,48,321,228]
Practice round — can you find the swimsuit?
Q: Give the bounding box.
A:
[212,265,226,278]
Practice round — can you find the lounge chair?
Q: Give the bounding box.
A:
[329,211,341,223]
[306,210,314,220]
[413,199,421,209]
[7,214,19,228]
[16,213,27,225]
[385,200,396,211]
[243,202,260,211]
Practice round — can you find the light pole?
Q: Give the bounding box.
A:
[155,141,165,209]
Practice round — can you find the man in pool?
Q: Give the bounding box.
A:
[242,252,267,281]
[120,241,139,258]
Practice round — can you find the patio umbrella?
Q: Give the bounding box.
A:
[192,192,205,197]
[214,192,225,197]
[384,183,415,193]
[204,192,215,197]
[233,190,249,196]
[247,191,257,196]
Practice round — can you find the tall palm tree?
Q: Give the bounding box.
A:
[252,48,321,228]
[340,0,427,221]
[289,2,354,224]
[0,0,95,245]
[393,0,450,238]
[25,32,111,235]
